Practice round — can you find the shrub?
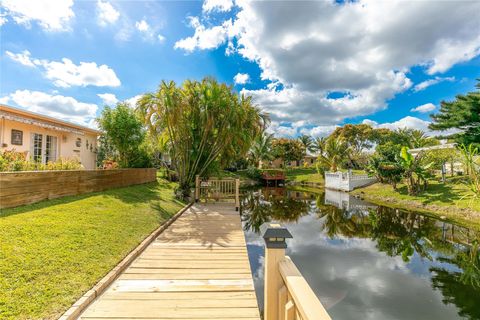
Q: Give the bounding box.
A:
[246,166,262,180]
[0,149,83,172]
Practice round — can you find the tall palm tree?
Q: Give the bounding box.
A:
[298,135,314,153]
[313,137,327,155]
[317,137,350,172]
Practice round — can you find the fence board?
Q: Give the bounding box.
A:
[0,168,157,209]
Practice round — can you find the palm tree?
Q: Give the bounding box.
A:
[317,137,350,172]
[313,137,327,155]
[298,135,314,153]
[249,133,273,168]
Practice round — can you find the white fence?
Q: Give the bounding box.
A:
[324,171,377,192]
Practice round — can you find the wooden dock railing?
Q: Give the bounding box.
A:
[262,224,332,320]
[194,175,240,211]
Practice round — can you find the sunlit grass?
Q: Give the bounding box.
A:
[0,178,184,320]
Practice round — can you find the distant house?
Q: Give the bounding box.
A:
[0,104,100,169]
[261,154,318,169]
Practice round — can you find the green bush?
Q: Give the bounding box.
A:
[246,166,262,180]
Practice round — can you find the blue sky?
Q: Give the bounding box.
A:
[1,0,479,137]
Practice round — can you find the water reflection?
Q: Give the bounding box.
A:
[241,187,480,320]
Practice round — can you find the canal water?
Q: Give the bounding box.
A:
[240,187,480,320]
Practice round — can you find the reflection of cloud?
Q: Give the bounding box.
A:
[245,211,463,320]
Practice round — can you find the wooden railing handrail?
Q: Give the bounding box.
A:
[279,257,332,320]
[195,175,240,211]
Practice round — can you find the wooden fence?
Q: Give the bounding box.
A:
[194,175,240,210]
[0,168,157,209]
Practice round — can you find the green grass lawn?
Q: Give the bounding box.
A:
[354,177,480,228]
[0,177,184,320]
[285,167,324,184]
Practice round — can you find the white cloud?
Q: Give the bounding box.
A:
[125,94,143,108]
[4,90,97,127]
[133,19,165,43]
[0,13,8,26]
[177,0,480,132]
[97,93,118,106]
[5,50,121,88]
[413,76,455,92]
[300,125,338,138]
[174,17,233,52]
[97,0,119,26]
[202,0,233,13]
[5,50,36,67]
[135,19,149,32]
[411,103,436,113]
[1,0,74,31]
[233,73,249,85]
[362,117,431,132]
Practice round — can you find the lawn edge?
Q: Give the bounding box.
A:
[58,201,193,320]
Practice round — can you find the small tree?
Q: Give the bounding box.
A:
[459,144,480,199]
[97,103,149,168]
[316,137,350,172]
[271,138,305,168]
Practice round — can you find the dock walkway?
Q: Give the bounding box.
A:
[79,203,260,320]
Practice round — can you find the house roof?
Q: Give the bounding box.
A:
[0,104,101,136]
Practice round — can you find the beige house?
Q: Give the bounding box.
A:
[0,104,100,169]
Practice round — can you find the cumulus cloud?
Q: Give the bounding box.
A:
[361,116,459,137]
[97,0,119,26]
[2,90,97,127]
[413,76,455,92]
[202,0,233,13]
[233,73,249,85]
[5,50,121,88]
[177,0,480,132]
[411,103,436,113]
[135,19,149,32]
[1,0,74,31]
[5,50,35,67]
[133,19,165,43]
[97,93,118,106]
[174,16,233,52]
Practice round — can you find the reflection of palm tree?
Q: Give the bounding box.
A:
[241,189,311,233]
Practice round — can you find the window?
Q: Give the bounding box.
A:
[11,130,23,145]
[32,133,43,162]
[46,135,57,162]
[75,138,82,147]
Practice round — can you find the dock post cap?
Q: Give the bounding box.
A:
[261,223,293,249]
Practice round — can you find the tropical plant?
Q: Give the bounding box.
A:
[459,144,480,199]
[0,149,83,171]
[138,78,266,196]
[97,102,150,168]
[249,132,273,167]
[316,137,350,172]
[397,147,433,195]
[298,134,314,153]
[430,79,480,146]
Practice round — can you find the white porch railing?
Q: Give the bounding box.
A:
[325,170,377,192]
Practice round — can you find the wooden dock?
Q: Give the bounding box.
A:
[78,203,260,320]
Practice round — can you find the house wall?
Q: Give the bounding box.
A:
[0,118,98,169]
[260,156,317,169]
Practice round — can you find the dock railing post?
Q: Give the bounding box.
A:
[235,178,240,211]
[262,224,293,320]
[195,175,200,203]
